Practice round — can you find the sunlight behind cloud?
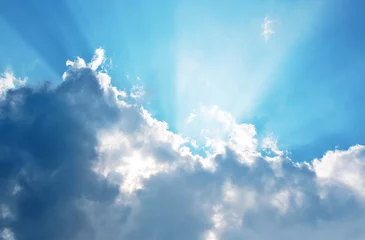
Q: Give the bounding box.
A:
[3,0,364,238]
[173,1,323,141]
[2,47,365,239]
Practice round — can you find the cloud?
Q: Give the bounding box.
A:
[88,48,106,71]
[0,72,26,99]
[313,145,365,197]
[1,49,365,240]
[261,16,275,42]
[130,85,145,100]
[186,112,197,124]
[0,60,125,240]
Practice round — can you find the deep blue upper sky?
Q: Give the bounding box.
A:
[1,0,365,162]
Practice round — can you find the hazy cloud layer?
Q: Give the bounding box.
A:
[1,49,365,240]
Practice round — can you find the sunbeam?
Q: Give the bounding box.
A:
[2,1,365,239]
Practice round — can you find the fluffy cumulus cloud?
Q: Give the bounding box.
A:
[1,49,365,240]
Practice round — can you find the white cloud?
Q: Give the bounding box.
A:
[261,16,275,42]
[90,67,365,238]
[313,145,365,197]
[197,105,259,164]
[0,228,15,240]
[66,56,86,68]
[96,71,365,238]
[186,112,197,124]
[0,71,26,99]
[114,150,171,193]
[130,85,145,99]
[3,48,365,240]
[88,47,106,71]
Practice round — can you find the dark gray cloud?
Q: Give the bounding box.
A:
[125,172,212,240]
[0,68,123,240]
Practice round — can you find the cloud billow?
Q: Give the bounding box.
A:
[0,68,122,240]
[1,49,365,240]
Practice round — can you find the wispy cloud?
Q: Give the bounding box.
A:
[88,47,106,71]
[261,16,275,42]
[185,112,197,124]
[130,85,145,99]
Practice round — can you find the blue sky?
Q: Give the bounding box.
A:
[2,0,365,163]
[2,1,365,239]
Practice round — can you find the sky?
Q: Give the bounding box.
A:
[1,0,365,240]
